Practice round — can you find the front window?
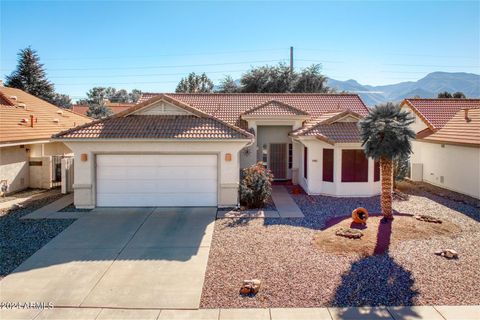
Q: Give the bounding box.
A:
[288,143,293,169]
[341,149,368,182]
[323,149,334,182]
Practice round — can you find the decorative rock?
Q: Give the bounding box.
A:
[435,249,458,259]
[415,214,442,223]
[240,279,261,295]
[335,227,363,239]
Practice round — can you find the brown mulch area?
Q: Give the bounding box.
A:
[313,215,461,257]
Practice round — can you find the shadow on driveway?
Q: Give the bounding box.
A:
[0,207,216,309]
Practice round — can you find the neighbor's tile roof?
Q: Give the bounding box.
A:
[290,110,363,144]
[243,100,309,116]
[402,98,480,130]
[420,108,480,147]
[54,115,252,140]
[0,87,91,145]
[72,102,134,116]
[138,93,368,129]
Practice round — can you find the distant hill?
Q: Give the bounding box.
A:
[327,72,480,106]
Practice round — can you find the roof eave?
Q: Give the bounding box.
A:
[52,137,253,142]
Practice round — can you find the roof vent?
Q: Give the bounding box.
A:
[53,118,60,123]
[20,118,28,124]
[57,110,64,115]
[18,103,27,110]
[10,95,17,101]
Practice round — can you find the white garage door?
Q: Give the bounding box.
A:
[96,154,217,207]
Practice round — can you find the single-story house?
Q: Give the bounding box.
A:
[72,101,135,116]
[400,98,480,199]
[54,93,380,208]
[0,85,91,194]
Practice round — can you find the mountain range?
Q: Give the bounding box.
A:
[327,72,480,106]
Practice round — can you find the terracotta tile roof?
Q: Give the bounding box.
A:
[138,93,368,129]
[0,87,91,145]
[72,102,134,116]
[54,115,252,140]
[419,108,480,147]
[290,110,363,144]
[243,100,309,116]
[54,94,253,140]
[401,98,480,130]
[72,105,89,115]
[304,122,362,144]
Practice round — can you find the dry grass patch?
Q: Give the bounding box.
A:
[313,215,461,256]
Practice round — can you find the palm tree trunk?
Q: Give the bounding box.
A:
[380,156,393,219]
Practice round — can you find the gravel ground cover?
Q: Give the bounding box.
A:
[0,193,75,280]
[0,188,46,204]
[201,185,480,308]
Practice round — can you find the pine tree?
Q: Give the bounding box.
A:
[5,47,55,102]
[86,102,113,119]
[217,75,240,93]
[175,73,214,93]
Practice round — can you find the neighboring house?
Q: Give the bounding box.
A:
[72,101,135,116]
[0,86,91,195]
[400,98,480,199]
[54,93,379,209]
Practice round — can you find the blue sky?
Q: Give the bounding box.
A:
[1,1,479,100]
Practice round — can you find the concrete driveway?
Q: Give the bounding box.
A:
[0,207,216,309]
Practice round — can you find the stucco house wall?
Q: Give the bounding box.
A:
[413,141,480,199]
[64,140,249,208]
[297,139,380,197]
[0,145,29,193]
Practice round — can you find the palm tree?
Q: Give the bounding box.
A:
[359,103,415,220]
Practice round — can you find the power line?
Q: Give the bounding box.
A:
[298,48,479,60]
[1,48,288,62]
[385,63,480,68]
[48,69,248,79]
[1,59,290,72]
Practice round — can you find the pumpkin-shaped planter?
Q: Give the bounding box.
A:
[352,207,369,224]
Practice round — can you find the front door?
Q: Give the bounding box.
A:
[269,143,287,180]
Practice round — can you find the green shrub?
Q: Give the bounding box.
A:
[239,162,273,209]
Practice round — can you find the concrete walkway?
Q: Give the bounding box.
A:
[20,193,74,219]
[2,305,478,320]
[1,207,216,310]
[271,185,304,218]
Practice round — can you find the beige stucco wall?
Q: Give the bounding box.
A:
[29,156,52,189]
[0,141,73,195]
[296,139,380,197]
[412,141,480,199]
[0,145,29,194]
[29,142,72,157]
[401,103,428,134]
[63,140,250,208]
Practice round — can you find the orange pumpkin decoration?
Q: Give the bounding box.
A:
[352,207,369,224]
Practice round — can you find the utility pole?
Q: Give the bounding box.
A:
[290,46,294,73]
